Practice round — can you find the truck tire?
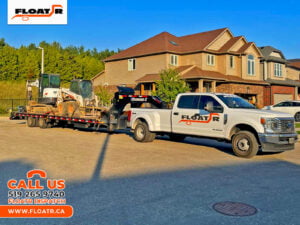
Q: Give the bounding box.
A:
[133,122,156,142]
[232,131,259,158]
[27,117,37,127]
[169,134,185,142]
[38,118,48,129]
[295,112,300,122]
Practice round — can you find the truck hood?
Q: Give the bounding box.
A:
[228,109,293,118]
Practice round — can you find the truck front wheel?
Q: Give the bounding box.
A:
[294,112,300,122]
[232,131,259,158]
[133,122,156,142]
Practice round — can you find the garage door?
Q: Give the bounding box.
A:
[274,94,293,104]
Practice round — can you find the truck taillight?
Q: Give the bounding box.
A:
[127,110,132,122]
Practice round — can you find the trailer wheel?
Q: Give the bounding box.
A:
[232,131,259,158]
[133,122,156,142]
[27,117,37,127]
[38,118,48,129]
[169,134,185,142]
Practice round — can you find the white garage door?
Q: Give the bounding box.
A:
[274,94,293,104]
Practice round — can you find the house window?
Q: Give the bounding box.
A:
[170,55,178,66]
[128,58,136,71]
[274,63,282,77]
[247,55,255,75]
[207,54,215,66]
[229,55,234,68]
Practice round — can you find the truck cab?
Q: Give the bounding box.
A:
[130,93,298,158]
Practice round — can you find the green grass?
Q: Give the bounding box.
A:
[295,123,300,128]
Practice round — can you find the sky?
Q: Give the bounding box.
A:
[0,0,300,59]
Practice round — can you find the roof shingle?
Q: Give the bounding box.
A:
[104,28,228,61]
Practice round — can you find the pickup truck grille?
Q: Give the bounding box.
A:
[279,118,295,133]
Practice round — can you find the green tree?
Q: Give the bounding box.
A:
[94,85,113,106]
[0,38,117,82]
[154,68,190,105]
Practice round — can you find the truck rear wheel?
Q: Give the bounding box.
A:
[27,117,37,127]
[232,131,259,158]
[133,122,156,142]
[38,118,48,129]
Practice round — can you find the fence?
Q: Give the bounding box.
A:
[0,98,37,114]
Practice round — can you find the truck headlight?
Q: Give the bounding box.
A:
[261,117,281,133]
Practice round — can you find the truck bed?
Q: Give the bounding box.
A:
[131,108,172,132]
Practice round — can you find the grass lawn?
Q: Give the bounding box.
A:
[296,123,300,128]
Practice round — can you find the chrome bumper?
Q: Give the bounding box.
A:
[258,133,298,152]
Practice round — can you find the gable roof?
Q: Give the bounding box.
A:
[105,28,229,62]
[104,28,262,62]
[259,46,286,63]
[218,36,243,52]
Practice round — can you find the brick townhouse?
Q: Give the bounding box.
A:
[259,47,300,105]
[287,59,300,99]
[92,28,299,107]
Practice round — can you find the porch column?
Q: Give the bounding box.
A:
[212,81,216,92]
[141,84,145,95]
[198,80,203,92]
[152,83,156,92]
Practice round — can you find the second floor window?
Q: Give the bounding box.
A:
[128,59,136,71]
[274,63,282,77]
[207,54,215,66]
[229,55,234,68]
[170,55,178,66]
[247,55,255,75]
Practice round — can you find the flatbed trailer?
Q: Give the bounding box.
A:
[10,87,164,132]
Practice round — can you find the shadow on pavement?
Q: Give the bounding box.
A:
[0,158,300,225]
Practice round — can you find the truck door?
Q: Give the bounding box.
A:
[172,95,224,137]
[197,95,224,137]
[172,95,201,135]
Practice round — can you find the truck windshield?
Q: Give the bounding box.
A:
[216,94,256,109]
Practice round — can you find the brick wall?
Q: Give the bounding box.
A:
[263,86,272,106]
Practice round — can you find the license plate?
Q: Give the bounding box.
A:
[289,138,295,144]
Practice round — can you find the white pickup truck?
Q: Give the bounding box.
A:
[129,93,298,158]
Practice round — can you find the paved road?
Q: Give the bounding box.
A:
[0,118,300,225]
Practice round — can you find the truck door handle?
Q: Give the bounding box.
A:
[173,112,179,116]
